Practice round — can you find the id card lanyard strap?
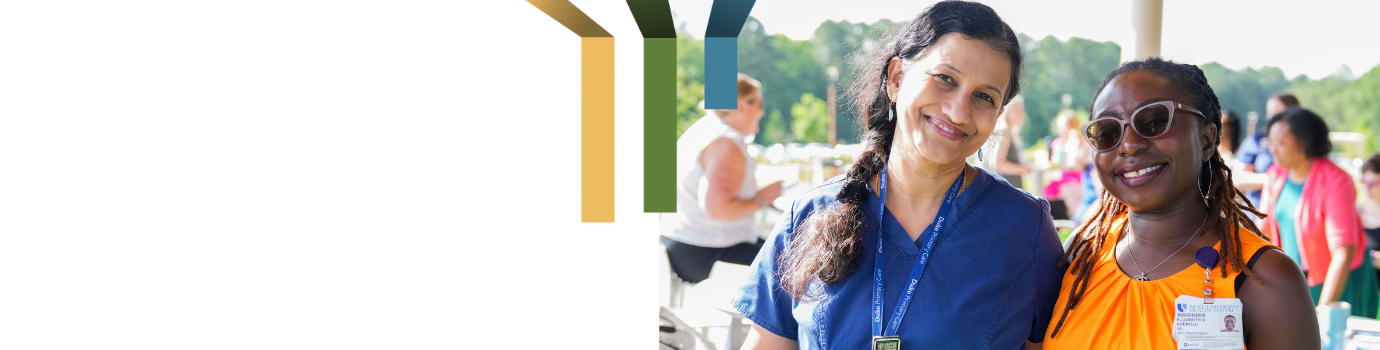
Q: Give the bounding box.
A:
[871,165,965,337]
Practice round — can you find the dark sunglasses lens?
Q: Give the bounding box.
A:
[1086,119,1122,151]
[1133,104,1173,138]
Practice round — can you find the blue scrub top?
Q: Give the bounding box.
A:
[733,168,1066,349]
[1236,132,1274,171]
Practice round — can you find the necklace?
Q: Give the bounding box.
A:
[1123,215,1209,281]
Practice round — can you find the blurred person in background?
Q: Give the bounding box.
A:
[662,73,784,284]
[1359,154,1380,279]
[1261,107,1376,317]
[1045,110,1085,221]
[1043,57,1317,349]
[1236,92,1298,206]
[1222,110,1267,194]
[1265,92,1299,121]
[991,95,1033,189]
[735,2,1063,349]
[1072,135,1101,224]
[1219,110,1243,163]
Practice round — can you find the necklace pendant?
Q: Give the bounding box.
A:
[1132,273,1150,281]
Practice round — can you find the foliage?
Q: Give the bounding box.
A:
[1286,65,1380,154]
[674,17,1377,154]
[1341,65,1380,153]
[736,17,827,145]
[1291,76,1349,127]
[1200,62,1291,141]
[1017,34,1121,148]
[790,93,829,143]
[809,18,899,144]
[675,22,706,138]
[762,109,789,144]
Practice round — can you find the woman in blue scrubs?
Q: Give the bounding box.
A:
[733,1,1064,349]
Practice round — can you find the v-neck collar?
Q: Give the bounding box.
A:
[863,168,989,256]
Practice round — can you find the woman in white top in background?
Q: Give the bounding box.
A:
[990,95,1033,189]
[662,73,784,283]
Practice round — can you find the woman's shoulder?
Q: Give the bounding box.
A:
[1235,223,1273,241]
[1314,159,1358,190]
[788,175,851,214]
[679,116,739,146]
[1233,225,1277,255]
[967,166,1050,215]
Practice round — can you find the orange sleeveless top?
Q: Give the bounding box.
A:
[1041,215,1276,349]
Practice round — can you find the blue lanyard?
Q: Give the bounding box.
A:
[872,165,965,337]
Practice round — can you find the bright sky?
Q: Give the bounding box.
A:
[669,0,1380,80]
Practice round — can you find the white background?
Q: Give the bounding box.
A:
[1,0,655,348]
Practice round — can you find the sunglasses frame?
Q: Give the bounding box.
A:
[1082,100,1207,152]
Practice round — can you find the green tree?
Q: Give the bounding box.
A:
[1201,63,1290,134]
[737,17,828,145]
[675,23,706,138]
[1342,65,1380,153]
[810,19,898,144]
[1292,75,1350,128]
[1018,34,1121,147]
[761,109,790,144]
[791,93,829,143]
[675,16,1379,154]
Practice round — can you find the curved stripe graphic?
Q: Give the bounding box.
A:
[527,0,615,222]
[528,0,612,37]
[703,0,756,109]
[626,0,676,213]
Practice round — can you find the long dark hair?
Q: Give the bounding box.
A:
[777,0,1023,302]
[1049,57,1270,337]
[1222,110,1242,153]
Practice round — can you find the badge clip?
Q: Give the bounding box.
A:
[872,336,900,350]
[1196,247,1219,303]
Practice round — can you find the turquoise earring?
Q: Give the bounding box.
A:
[887,103,895,121]
[978,148,983,161]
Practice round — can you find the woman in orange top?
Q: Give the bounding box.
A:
[1040,57,1318,349]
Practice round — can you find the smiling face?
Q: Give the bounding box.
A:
[886,33,1012,167]
[1089,71,1217,211]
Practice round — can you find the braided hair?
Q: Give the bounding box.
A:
[1048,57,1271,337]
[777,0,1023,302]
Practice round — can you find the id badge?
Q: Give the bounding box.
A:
[1171,295,1245,350]
[872,336,900,350]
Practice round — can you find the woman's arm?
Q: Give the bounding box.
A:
[1317,177,1363,305]
[700,138,780,219]
[1238,249,1321,349]
[1231,169,1266,192]
[1316,243,1355,305]
[742,324,798,350]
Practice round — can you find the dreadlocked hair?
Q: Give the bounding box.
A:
[1048,57,1272,337]
[777,0,1023,302]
